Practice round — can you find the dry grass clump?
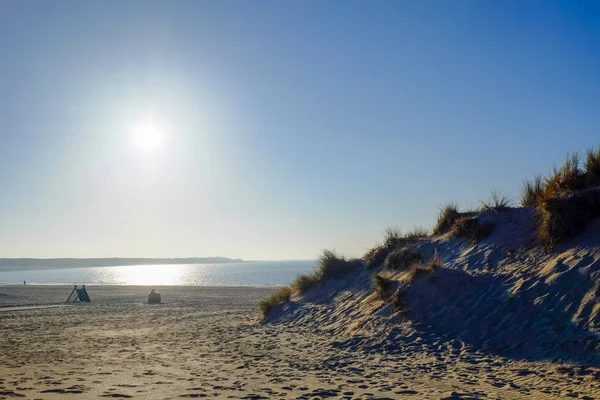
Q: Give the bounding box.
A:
[584,147,600,186]
[381,228,412,249]
[518,149,600,245]
[480,190,512,212]
[451,216,494,244]
[519,151,600,207]
[372,273,395,301]
[433,203,479,236]
[433,202,461,235]
[403,226,429,239]
[384,247,421,270]
[292,250,363,294]
[364,228,425,268]
[259,287,292,316]
[538,188,600,247]
[364,245,389,269]
[408,265,434,282]
[292,272,321,294]
[407,257,443,282]
[318,250,363,281]
[521,175,545,206]
[544,152,584,199]
[431,202,492,243]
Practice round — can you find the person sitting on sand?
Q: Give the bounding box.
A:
[148,289,161,304]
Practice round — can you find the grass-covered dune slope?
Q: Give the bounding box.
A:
[260,147,600,366]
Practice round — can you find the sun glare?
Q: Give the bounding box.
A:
[133,123,163,152]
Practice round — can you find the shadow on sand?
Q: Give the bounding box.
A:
[361,266,600,367]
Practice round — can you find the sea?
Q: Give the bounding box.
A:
[0,260,316,286]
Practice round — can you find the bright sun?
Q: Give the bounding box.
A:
[133,123,163,152]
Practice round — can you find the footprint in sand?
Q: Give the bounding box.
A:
[0,390,25,398]
[39,387,84,394]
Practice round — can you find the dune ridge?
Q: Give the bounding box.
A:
[266,205,600,364]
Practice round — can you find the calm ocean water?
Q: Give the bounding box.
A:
[0,260,317,286]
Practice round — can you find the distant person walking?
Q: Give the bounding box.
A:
[23,280,26,285]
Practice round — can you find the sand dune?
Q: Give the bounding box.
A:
[262,208,600,399]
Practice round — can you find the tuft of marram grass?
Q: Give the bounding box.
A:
[292,250,363,294]
[292,272,321,294]
[382,228,403,248]
[519,148,600,208]
[584,147,600,187]
[538,187,600,247]
[433,202,461,235]
[544,152,583,199]
[451,216,494,244]
[364,244,387,269]
[318,250,363,281]
[259,287,292,316]
[372,273,394,300]
[403,226,429,239]
[384,247,421,270]
[364,228,424,269]
[407,257,443,282]
[480,189,512,212]
[520,175,545,207]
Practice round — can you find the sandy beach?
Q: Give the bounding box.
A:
[0,285,598,399]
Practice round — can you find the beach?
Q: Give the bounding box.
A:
[1,285,598,399]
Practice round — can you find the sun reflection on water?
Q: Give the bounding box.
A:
[116,264,186,285]
[0,261,318,286]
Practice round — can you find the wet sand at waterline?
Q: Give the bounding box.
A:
[1,285,599,399]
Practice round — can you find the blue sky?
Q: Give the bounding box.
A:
[1,1,599,259]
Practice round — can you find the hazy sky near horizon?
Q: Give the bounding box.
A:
[1,1,599,260]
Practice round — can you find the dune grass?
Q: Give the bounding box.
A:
[363,229,404,268]
[451,216,494,244]
[521,175,545,207]
[364,245,389,269]
[372,273,394,300]
[259,287,292,316]
[291,250,363,294]
[538,188,600,247]
[431,202,492,242]
[292,272,321,294]
[480,189,512,212]
[407,257,443,282]
[432,202,461,236]
[519,150,600,207]
[403,226,429,239]
[380,228,403,250]
[384,247,421,270]
[364,227,427,268]
[584,147,600,186]
[544,152,584,199]
[366,147,600,272]
[514,148,600,246]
